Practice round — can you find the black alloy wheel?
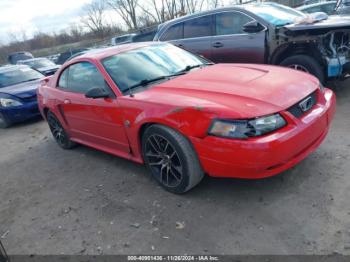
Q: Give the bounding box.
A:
[47,111,76,149]
[142,125,204,194]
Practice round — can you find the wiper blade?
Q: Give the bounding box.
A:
[176,63,213,74]
[128,76,169,90]
[126,64,212,93]
[178,64,203,73]
[20,78,40,83]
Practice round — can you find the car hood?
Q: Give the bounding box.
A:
[284,15,350,31]
[139,64,319,118]
[0,79,41,99]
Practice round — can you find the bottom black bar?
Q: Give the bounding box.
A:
[2,255,350,262]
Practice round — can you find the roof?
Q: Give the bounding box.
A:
[71,42,161,61]
[154,2,286,37]
[298,1,336,9]
[158,5,246,29]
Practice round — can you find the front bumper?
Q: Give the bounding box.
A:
[190,89,336,179]
[0,100,41,124]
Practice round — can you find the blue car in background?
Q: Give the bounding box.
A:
[0,65,44,128]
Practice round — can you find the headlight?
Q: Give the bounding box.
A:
[209,114,286,139]
[0,98,23,107]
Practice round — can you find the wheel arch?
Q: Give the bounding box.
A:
[137,120,186,158]
[130,105,216,163]
[135,115,206,163]
[43,107,49,119]
[270,43,326,67]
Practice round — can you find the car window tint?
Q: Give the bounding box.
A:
[161,23,184,41]
[58,68,69,88]
[184,15,212,38]
[65,62,105,94]
[215,12,254,35]
[102,44,205,93]
[322,3,336,14]
[305,6,322,13]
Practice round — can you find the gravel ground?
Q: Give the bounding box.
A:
[0,80,349,255]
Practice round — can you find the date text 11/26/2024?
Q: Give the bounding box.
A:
[127,255,219,261]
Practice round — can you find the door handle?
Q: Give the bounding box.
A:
[64,99,71,104]
[212,42,224,48]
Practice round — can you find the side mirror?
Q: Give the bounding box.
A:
[85,87,110,99]
[243,21,264,34]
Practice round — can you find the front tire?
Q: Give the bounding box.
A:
[280,55,325,84]
[0,113,11,129]
[142,125,204,194]
[47,111,76,149]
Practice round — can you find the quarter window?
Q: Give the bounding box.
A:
[215,12,254,35]
[161,23,184,41]
[58,68,69,89]
[184,15,212,39]
[58,62,105,94]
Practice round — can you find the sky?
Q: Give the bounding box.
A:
[0,0,91,44]
[0,0,233,45]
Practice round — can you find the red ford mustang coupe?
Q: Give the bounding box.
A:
[37,42,336,193]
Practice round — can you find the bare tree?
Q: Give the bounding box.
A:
[108,0,139,30]
[186,0,205,13]
[81,0,109,38]
[138,0,193,25]
[165,0,178,19]
[138,0,169,24]
[206,0,222,8]
[177,0,187,15]
[69,23,83,41]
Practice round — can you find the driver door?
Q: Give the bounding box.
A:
[56,62,130,154]
[211,11,266,64]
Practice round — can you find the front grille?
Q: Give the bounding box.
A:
[287,91,317,118]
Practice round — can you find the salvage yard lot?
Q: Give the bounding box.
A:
[0,80,350,255]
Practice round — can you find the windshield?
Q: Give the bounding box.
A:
[0,67,43,88]
[23,58,56,69]
[102,44,208,93]
[246,4,306,26]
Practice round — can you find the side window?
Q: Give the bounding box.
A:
[322,4,336,14]
[184,15,212,39]
[215,12,254,35]
[58,68,69,89]
[65,62,105,94]
[161,23,184,41]
[305,6,321,13]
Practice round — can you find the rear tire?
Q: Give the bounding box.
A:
[47,111,76,149]
[142,124,204,194]
[0,113,11,129]
[280,55,325,84]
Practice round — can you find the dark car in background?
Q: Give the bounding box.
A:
[17,58,60,76]
[111,33,137,45]
[154,2,350,82]
[56,48,89,65]
[298,1,338,14]
[0,65,43,128]
[133,26,159,42]
[298,0,349,15]
[7,51,34,65]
